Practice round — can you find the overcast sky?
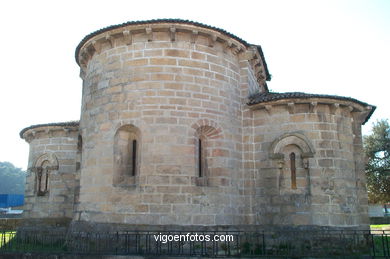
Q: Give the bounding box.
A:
[1,0,389,170]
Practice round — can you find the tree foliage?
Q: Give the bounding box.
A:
[363,119,390,204]
[0,161,26,194]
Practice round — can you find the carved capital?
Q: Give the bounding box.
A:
[302,158,309,169]
[277,160,284,169]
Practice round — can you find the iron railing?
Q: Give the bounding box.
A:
[0,229,389,257]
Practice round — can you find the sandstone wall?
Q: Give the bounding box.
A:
[244,101,370,227]
[21,125,79,219]
[76,24,261,226]
[73,21,371,228]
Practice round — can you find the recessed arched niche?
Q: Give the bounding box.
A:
[269,132,315,193]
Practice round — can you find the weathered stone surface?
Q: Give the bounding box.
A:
[19,20,372,230]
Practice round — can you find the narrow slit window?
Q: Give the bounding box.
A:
[131,139,137,176]
[44,168,49,191]
[198,138,202,177]
[290,152,297,189]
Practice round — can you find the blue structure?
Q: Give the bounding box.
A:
[0,194,24,208]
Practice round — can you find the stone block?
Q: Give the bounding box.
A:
[162,194,186,204]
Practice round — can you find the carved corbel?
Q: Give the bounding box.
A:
[243,50,256,61]
[223,40,233,53]
[265,105,272,115]
[81,49,90,61]
[170,27,176,42]
[145,27,153,42]
[208,34,217,47]
[287,102,295,114]
[123,30,132,45]
[85,43,96,58]
[351,108,371,125]
[91,40,101,54]
[232,46,243,55]
[105,35,114,47]
[191,30,198,43]
[309,102,318,113]
[330,103,340,114]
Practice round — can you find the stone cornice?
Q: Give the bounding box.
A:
[76,20,271,89]
[77,22,246,66]
[248,98,374,125]
[20,121,79,143]
[76,19,251,64]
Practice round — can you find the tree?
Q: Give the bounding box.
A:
[363,119,390,204]
[0,161,26,194]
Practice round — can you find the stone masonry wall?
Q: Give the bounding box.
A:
[22,126,79,219]
[18,21,372,230]
[76,25,259,225]
[244,101,369,227]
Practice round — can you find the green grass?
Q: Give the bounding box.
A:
[0,231,67,252]
[371,224,390,228]
[0,231,16,248]
[372,235,390,256]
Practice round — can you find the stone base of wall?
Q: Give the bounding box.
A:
[0,218,23,230]
[1,220,376,257]
[10,218,370,233]
[69,220,370,233]
[18,217,72,231]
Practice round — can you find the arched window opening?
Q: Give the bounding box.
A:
[198,138,203,177]
[114,125,140,186]
[33,153,58,197]
[290,152,297,189]
[76,134,82,171]
[131,139,137,177]
[37,161,50,196]
[77,134,82,153]
[194,124,223,187]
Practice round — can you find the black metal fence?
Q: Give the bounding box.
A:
[0,229,389,257]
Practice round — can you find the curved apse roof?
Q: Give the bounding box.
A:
[75,19,252,64]
[248,92,375,124]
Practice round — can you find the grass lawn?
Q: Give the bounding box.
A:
[371,224,390,228]
[0,231,66,252]
[0,231,16,247]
